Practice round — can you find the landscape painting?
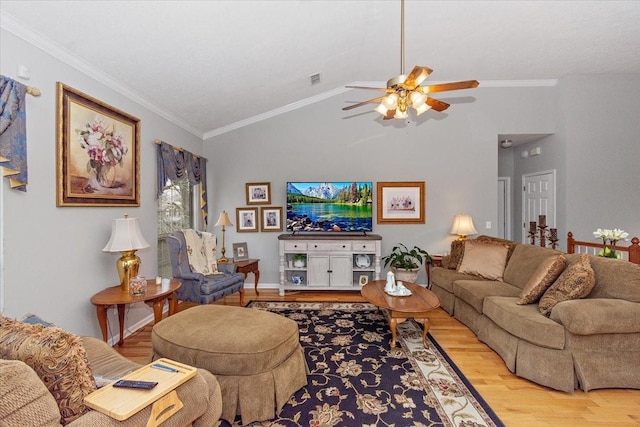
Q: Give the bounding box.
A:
[286,182,373,232]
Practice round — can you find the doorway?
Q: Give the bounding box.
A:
[498,177,511,240]
[522,170,556,243]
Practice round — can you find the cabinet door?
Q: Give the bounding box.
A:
[330,255,353,287]
[308,255,330,286]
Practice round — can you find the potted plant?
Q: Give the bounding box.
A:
[382,243,432,283]
[292,254,306,268]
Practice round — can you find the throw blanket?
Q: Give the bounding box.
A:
[182,229,219,275]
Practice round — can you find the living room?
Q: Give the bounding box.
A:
[1,2,639,424]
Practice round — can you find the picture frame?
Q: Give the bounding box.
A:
[245,182,271,205]
[236,207,259,232]
[232,242,249,261]
[56,82,140,207]
[260,206,283,232]
[358,274,369,286]
[377,181,425,224]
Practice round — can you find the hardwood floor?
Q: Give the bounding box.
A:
[115,289,640,426]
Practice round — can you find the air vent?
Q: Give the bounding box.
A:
[309,73,321,84]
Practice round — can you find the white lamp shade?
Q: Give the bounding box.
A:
[103,217,150,252]
[450,214,478,237]
[215,211,233,227]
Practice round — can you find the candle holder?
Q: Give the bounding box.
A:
[528,222,559,249]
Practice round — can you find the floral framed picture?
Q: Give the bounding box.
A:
[261,206,283,232]
[56,82,140,207]
[377,181,425,224]
[232,242,249,261]
[245,182,271,205]
[236,207,258,232]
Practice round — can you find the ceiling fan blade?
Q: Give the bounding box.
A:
[403,66,433,90]
[345,85,389,92]
[383,109,396,120]
[342,96,384,111]
[426,97,450,112]
[418,80,479,94]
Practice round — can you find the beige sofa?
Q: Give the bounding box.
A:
[431,236,640,392]
[0,316,222,426]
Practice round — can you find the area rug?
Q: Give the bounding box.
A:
[222,301,503,427]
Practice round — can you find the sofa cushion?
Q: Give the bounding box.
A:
[502,244,562,289]
[0,316,97,425]
[539,254,595,317]
[550,299,640,335]
[483,296,566,350]
[517,254,566,305]
[431,267,480,293]
[0,359,63,427]
[457,240,509,281]
[453,279,521,313]
[579,254,640,302]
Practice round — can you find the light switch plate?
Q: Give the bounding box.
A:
[485,221,491,229]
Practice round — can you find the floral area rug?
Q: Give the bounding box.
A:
[223,301,504,427]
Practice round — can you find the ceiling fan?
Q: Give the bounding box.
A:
[343,0,479,120]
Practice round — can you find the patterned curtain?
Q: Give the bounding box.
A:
[156,141,208,227]
[0,75,28,192]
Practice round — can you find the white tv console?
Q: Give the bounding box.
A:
[277,233,382,296]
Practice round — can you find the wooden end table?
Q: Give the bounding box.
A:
[426,255,444,287]
[361,280,440,348]
[90,279,181,346]
[234,259,260,294]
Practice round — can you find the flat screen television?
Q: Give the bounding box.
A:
[286,182,373,233]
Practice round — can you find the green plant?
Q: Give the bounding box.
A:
[293,254,306,262]
[382,243,432,270]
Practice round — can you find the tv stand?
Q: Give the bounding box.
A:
[277,233,382,296]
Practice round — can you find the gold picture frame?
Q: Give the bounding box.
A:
[358,274,369,286]
[236,207,259,232]
[56,83,140,206]
[260,206,283,232]
[245,182,271,205]
[377,181,425,224]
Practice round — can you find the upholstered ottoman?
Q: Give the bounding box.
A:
[151,304,308,425]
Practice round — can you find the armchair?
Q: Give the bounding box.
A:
[167,231,246,305]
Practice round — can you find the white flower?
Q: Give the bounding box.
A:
[593,228,629,241]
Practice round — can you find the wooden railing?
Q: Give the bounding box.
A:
[567,231,640,264]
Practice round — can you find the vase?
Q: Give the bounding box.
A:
[600,241,619,258]
[95,164,116,188]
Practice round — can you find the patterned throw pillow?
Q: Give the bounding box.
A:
[445,239,465,269]
[0,316,97,425]
[538,253,596,317]
[457,240,510,281]
[517,254,567,305]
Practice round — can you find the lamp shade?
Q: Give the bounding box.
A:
[450,214,478,239]
[102,216,150,252]
[215,211,233,227]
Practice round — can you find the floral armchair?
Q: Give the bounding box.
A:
[167,231,246,305]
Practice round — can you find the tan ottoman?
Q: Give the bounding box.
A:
[151,304,308,425]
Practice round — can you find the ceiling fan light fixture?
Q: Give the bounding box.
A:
[382,93,399,109]
[375,103,389,115]
[414,103,431,116]
[410,91,426,108]
[394,109,408,119]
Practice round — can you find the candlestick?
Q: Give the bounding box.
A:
[538,215,546,227]
[529,221,537,233]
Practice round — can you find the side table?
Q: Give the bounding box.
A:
[234,259,260,294]
[426,255,444,288]
[90,279,181,346]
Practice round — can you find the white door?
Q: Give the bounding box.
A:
[330,255,353,287]
[498,177,511,240]
[522,170,556,243]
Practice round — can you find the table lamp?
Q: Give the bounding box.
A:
[215,210,233,262]
[103,214,150,292]
[450,214,478,240]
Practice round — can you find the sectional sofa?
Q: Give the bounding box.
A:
[431,235,640,392]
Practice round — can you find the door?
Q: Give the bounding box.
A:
[498,177,511,240]
[330,256,353,287]
[307,255,330,286]
[522,170,556,243]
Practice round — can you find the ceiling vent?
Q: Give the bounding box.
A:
[310,73,321,84]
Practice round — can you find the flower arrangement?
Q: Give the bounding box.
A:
[593,228,629,258]
[77,115,128,187]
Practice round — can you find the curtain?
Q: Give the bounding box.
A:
[0,75,28,192]
[156,141,208,227]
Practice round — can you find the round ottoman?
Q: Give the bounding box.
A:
[151,304,308,425]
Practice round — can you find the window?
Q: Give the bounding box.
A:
[157,178,196,278]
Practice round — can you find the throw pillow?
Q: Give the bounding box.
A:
[446,239,465,269]
[0,316,97,425]
[517,254,567,305]
[457,240,510,281]
[538,253,596,317]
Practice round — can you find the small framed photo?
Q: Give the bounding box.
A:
[246,182,271,205]
[377,181,426,224]
[236,207,258,232]
[261,206,283,232]
[233,242,249,261]
[358,275,369,286]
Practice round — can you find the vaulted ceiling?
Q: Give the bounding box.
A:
[2,1,639,138]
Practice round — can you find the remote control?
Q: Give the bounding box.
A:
[113,380,158,390]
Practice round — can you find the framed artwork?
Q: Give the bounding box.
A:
[56,82,140,207]
[261,206,283,232]
[232,242,249,261]
[358,274,369,286]
[245,182,271,205]
[377,181,425,224]
[236,207,258,232]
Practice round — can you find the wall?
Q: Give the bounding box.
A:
[0,29,203,339]
[205,85,555,287]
